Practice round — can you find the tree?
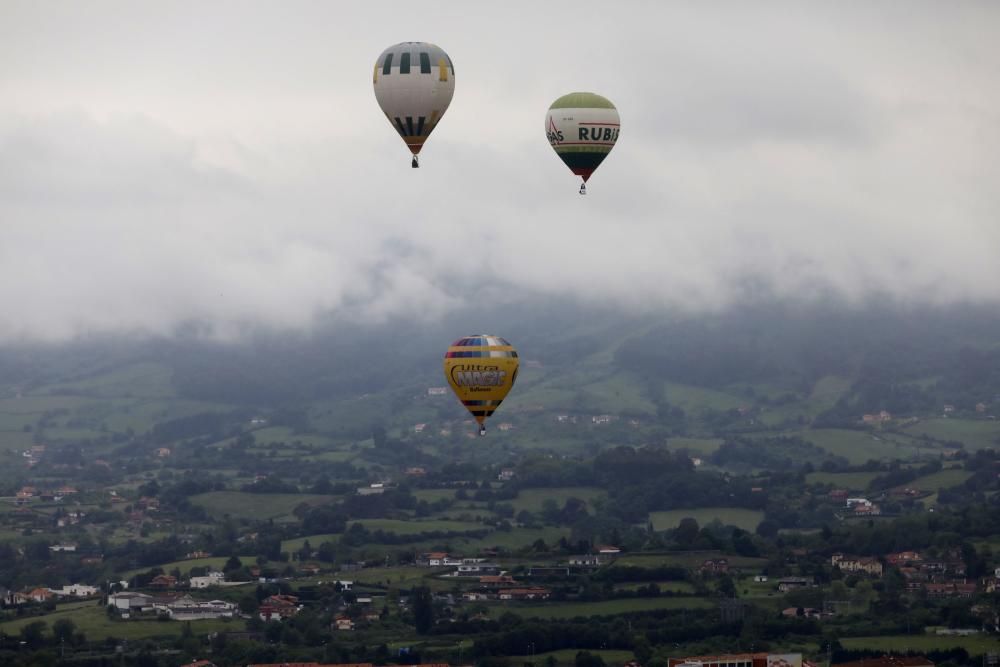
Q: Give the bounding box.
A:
[412,586,434,634]
[52,618,76,644]
[21,620,47,649]
[223,555,243,572]
[575,651,606,667]
[674,517,700,546]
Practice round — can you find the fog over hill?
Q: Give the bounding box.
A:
[2,3,1000,341]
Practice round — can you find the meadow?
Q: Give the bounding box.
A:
[0,600,241,641]
[902,418,1000,450]
[488,596,713,619]
[189,491,337,520]
[840,634,1000,654]
[509,487,608,513]
[805,471,880,489]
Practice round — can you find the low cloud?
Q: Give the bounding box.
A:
[1,3,998,341]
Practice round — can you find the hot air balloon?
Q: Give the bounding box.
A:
[373,42,455,168]
[444,335,519,436]
[545,92,620,194]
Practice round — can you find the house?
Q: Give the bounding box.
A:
[185,550,211,560]
[190,572,226,589]
[413,423,426,433]
[885,551,922,566]
[109,592,154,612]
[924,582,977,598]
[777,577,811,592]
[259,595,300,622]
[596,545,621,556]
[828,489,849,501]
[333,615,354,631]
[149,574,178,589]
[753,575,769,583]
[49,584,98,598]
[157,595,237,620]
[498,422,513,431]
[591,414,613,425]
[498,587,550,600]
[404,467,427,476]
[49,543,77,553]
[700,558,730,574]
[853,504,882,517]
[782,607,822,618]
[667,652,808,667]
[569,554,602,567]
[861,411,892,424]
[3,590,30,606]
[976,402,987,413]
[831,554,883,576]
[155,447,171,458]
[420,552,451,567]
[463,591,491,601]
[498,468,516,481]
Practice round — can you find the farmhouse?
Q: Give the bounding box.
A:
[157,595,237,620]
[667,652,810,667]
[777,577,812,592]
[498,587,550,600]
[190,571,226,589]
[831,554,883,576]
[49,584,99,598]
[700,558,730,574]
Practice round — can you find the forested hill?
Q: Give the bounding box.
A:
[1,300,999,449]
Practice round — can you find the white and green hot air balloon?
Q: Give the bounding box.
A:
[373,42,455,168]
[545,92,620,193]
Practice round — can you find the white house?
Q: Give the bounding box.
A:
[109,592,153,612]
[190,571,226,589]
[49,584,98,598]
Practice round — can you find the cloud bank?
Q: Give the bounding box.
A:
[1,1,999,341]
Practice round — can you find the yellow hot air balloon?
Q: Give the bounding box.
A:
[444,335,519,436]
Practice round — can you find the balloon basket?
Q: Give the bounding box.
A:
[411,156,419,169]
[579,182,587,195]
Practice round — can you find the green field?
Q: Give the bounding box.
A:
[798,429,934,464]
[282,533,341,553]
[902,468,974,492]
[614,551,768,569]
[490,595,712,619]
[648,508,765,532]
[412,489,460,503]
[805,471,880,489]
[903,418,1000,450]
[353,518,486,535]
[510,487,607,513]
[0,600,241,641]
[668,438,724,455]
[615,581,695,593]
[42,362,176,399]
[122,556,250,579]
[189,491,336,520]
[841,634,1000,654]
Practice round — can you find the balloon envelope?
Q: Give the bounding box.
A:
[373,42,455,161]
[545,92,620,184]
[444,335,519,433]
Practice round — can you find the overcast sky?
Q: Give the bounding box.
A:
[1,1,998,341]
